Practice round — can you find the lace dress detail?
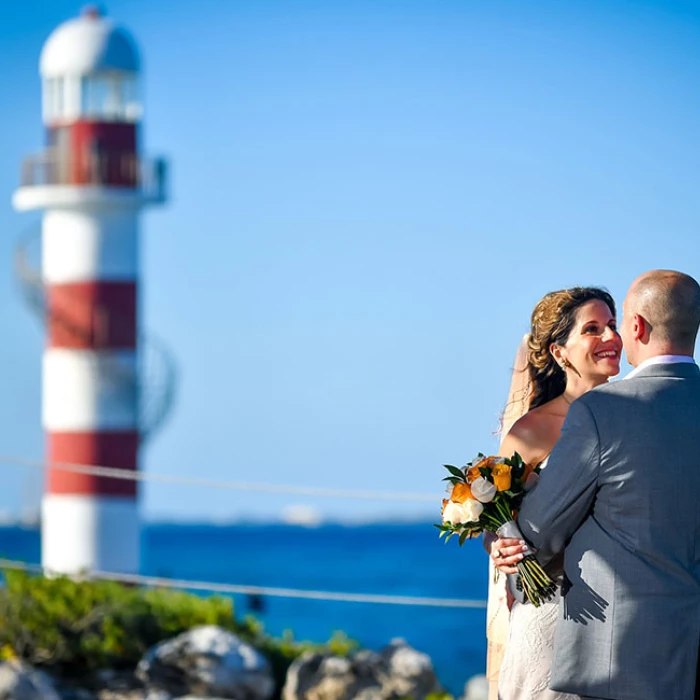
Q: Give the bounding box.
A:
[496,459,580,700]
[497,579,578,699]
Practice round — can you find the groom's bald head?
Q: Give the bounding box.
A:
[625,270,700,354]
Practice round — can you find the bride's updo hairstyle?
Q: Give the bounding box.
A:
[527,287,616,410]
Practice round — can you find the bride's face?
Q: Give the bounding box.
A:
[561,299,623,380]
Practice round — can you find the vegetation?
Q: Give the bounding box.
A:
[0,569,357,693]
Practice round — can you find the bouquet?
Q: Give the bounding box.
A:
[436,453,557,607]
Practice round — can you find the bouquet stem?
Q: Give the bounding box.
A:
[497,520,556,608]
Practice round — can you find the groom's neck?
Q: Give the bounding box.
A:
[632,342,695,367]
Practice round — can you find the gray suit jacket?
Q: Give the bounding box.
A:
[518,362,700,700]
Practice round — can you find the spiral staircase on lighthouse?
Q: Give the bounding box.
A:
[14,151,177,445]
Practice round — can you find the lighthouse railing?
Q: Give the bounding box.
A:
[19,149,167,201]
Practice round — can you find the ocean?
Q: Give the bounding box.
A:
[0,522,489,694]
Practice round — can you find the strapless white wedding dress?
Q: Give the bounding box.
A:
[496,459,580,700]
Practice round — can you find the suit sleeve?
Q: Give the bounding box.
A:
[517,398,601,567]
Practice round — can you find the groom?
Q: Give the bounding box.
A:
[515,270,700,700]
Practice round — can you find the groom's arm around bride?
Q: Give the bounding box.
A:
[517,270,700,700]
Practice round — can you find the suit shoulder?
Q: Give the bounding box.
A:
[576,378,637,411]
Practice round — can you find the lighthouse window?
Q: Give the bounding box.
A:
[122,77,142,121]
[79,74,141,122]
[43,77,65,122]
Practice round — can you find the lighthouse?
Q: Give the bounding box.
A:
[13,7,170,575]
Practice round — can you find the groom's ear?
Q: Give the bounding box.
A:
[633,313,647,341]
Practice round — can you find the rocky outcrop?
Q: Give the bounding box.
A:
[460,675,487,700]
[0,630,458,700]
[135,626,274,700]
[0,660,60,700]
[282,639,442,700]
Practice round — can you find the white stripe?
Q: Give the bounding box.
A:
[42,495,139,575]
[43,209,139,283]
[43,349,138,430]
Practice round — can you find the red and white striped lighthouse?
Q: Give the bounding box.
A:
[13,7,168,575]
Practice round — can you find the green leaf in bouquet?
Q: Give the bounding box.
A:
[442,476,463,485]
[458,530,470,546]
[443,464,466,479]
[507,451,526,476]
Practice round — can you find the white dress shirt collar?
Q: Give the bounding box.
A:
[625,354,696,380]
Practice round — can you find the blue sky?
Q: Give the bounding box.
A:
[1,0,699,522]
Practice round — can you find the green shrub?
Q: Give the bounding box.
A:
[0,570,251,674]
[0,570,358,695]
[257,628,358,693]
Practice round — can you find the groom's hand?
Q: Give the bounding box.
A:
[490,537,527,576]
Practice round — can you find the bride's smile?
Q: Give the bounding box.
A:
[554,299,623,384]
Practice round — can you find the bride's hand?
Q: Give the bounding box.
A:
[490,536,527,575]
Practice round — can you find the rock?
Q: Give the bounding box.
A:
[0,659,60,700]
[379,640,438,699]
[93,690,170,700]
[461,675,488,700]
[91,669,143,698]
[282,639,442,700]
[136,625,274,700]
[56,688,95,700]
[92,691,161,700]
[144,692,173,700]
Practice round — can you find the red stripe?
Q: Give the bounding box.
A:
[49,121,138,188]
[48,432,139,497]
[48,282,137,349]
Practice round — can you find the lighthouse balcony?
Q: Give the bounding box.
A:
[14,150,167,210]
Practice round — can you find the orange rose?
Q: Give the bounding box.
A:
[451,482,476,503]
[472,455,499,470]
[466,466,482,483]
[442,498,449,514]
[492,463,512,491]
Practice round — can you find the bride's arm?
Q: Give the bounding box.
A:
[497,411,549,465]
[485,414,550,570]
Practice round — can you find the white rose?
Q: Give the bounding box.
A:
[460,499,484,522]
[443,499,483,524]
[470,477,497,503]
[442,501,458,524]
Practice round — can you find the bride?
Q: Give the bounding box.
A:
[486,286,622,700]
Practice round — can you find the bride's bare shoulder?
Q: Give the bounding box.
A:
[498,404,560,464]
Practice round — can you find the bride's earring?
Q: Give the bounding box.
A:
[562,358,582,378]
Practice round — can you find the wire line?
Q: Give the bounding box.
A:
[0,455,437,503]
[0,559,486,609]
